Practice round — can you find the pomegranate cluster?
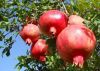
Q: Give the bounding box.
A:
[19,10,96,67]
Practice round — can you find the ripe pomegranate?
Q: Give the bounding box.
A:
[39,10,68,37]
[30,39,48,62]
[19,24,40,45]
[56,24,96,68]
[68,15,84,25]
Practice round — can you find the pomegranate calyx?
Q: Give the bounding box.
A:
[26,38,32,45]
[39,56,46,62]
[50,27,56,37]
[73,55,84,68]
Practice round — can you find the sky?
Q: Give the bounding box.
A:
[0,35,29,71]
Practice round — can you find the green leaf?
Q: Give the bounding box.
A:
[0,46,4,49]
[2,47,10,56]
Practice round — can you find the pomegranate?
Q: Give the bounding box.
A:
[19,24,40,45]
[30,39,48,62]
[68,15,84,25]
[56,24,96,68]
[39,10,68,37]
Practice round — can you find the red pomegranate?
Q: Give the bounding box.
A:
[30,39,48,62]
[56,24,96,68]
[19,24,40,45]
[39,10,68,37]
[68,15,84,25]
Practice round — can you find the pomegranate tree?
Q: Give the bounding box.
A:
[68,15,84,25]
[56,24,96,68]
[19,24,40,45]
[39,10,68,37]
[30,39,48,62]
[25,16,38,25]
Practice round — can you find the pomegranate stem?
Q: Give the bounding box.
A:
[61,1,69,15]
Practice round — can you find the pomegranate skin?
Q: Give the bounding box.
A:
[56,24,96,68]
[19,24,40,45]
[68,15,84,25]
[30,39,48,62]
[39,10,68,37]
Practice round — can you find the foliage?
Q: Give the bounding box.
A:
[0,0,100,71]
